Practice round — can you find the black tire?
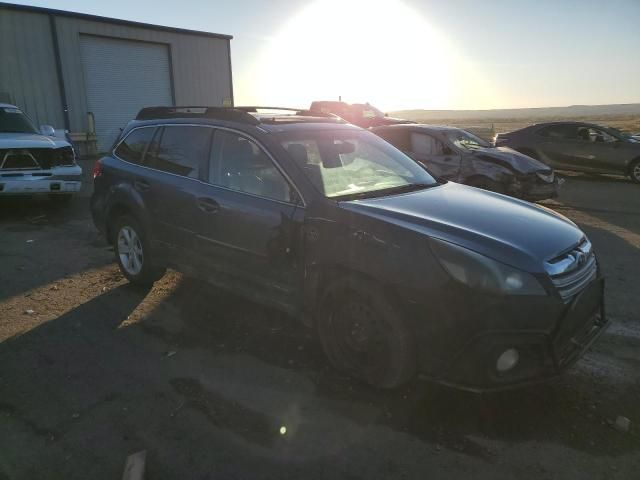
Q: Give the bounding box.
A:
[467,177,505,194]
[629,159,640,184]
[49,194,73,204]
[317,278,416,389]
[112,214,166,286]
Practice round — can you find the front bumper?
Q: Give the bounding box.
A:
[0,165,82,195]
[421,277,608,393]
[511,177,560,201]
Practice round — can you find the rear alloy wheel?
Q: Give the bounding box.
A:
[118,226,144,277]
[629,160,640,184]
[318,283,416,389]
[113,215,165,285]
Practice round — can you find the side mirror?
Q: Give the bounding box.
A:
[443,146,454,155]
[40,125,56,137]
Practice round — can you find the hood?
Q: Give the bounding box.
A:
[470,146,550,174]
[0,132,70,149]
[340,182,583,273]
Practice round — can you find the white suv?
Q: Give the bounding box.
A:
[0,103,82,201]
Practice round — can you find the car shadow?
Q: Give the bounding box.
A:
[2,227,638,478]
[137,264,640,460]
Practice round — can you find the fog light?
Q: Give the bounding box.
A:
[496,348,519,373]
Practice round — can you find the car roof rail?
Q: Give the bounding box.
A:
[135,106,261,125]
[236,106,342,120]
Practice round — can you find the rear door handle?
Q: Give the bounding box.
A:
[197,197,220,214]
[133,179,150,192]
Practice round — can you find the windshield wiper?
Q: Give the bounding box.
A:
[333,182,438,201]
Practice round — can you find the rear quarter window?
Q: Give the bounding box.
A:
[114,127,156,164]
[376,129,411,151]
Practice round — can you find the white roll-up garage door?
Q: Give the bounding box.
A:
[80,35,173,152]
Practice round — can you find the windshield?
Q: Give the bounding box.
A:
[0,107,38,134]
[445,129,491,150]
[280,130,437,199]
[607,127,636,142]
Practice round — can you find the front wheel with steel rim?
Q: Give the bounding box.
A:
[317,281,416,389]
[113,215,166,285]
[629,159,640,184]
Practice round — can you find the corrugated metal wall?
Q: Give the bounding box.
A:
[0,5,232,136]
[54,15,233,133]
[0,9,65,128]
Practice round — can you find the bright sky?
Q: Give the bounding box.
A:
[12,0,640,111]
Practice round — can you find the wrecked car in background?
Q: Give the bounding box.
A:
[0,103,81,202]
[495,121,640,183]
[310,100,415,129]
[373,124,559,201]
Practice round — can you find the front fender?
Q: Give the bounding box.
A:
[460,157,514,186]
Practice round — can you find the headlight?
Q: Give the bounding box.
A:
[53,146,76,166]
[429,238,546,295]
[536,171,555,183]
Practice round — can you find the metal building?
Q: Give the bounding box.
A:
[0,2,233,152]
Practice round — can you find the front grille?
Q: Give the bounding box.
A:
[546,238,597,302]
[1,150,39,169]
[0,147,75,170]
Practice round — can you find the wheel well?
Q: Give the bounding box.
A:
[627,156,640,174]
[307,265,404,322]
[105,203,133,244]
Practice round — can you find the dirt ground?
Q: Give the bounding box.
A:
[1,161,639,479]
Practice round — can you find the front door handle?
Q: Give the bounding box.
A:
[197,197,220,214]
[133,179,150,192]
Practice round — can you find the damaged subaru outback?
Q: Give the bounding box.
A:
[91,106,607,392]
[0,104,81,201]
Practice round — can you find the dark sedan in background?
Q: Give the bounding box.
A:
[373,124,559,201]
[495,121,640,183]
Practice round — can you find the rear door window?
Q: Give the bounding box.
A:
[147,126,213,178]
[537,125,580,140]
[411,132,445,155]
[114,127,156,164]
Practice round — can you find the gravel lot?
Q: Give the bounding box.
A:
[1,162,639,479]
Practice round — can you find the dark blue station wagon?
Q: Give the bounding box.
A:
[91,107,608,391]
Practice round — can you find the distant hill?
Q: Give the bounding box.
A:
[391,104,640,121]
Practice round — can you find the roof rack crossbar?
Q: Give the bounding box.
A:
[135,106,260,125]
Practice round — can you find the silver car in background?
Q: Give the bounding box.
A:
[0,103,81,202]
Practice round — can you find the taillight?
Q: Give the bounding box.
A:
[92,159,103,179]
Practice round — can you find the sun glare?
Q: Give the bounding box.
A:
[247,0,463,111]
